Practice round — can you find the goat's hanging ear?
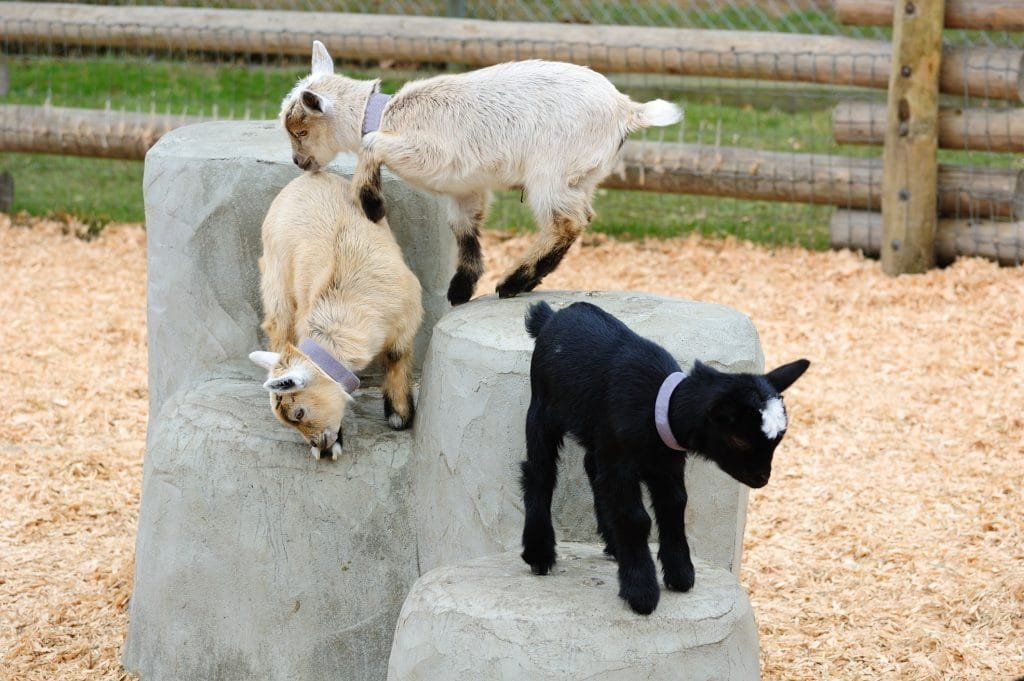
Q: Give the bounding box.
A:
[263,367,311,394]
[311,40,334,77]
[765,359,810,393]
[249,350,280,371]
[300,90,330,115]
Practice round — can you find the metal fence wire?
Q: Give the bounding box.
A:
[1,1,1022,263]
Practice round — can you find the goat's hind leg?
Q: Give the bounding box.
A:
[352,149,386,223]
[380,339,416,430]
[446,192,489,305]
[496,184,593,299]
[520,397,562,575]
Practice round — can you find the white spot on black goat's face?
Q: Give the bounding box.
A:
[760,396,787,439]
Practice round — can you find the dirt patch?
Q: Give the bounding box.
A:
[1,216,1022,680]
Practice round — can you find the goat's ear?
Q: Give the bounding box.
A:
[300,90,330,115]
[766,359,810,394]
[311,40,334,76]
[263,368,310,394]
[249,350,280,371]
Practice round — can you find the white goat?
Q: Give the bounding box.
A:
[250,170,423,460]
[280,41,683,305]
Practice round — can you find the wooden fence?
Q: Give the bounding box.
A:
[2,1,1022,267]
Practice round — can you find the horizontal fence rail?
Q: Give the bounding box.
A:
[2,3,1023,101]
[835,0,1024,31]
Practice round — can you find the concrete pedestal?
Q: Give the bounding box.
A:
[387,543,761,681]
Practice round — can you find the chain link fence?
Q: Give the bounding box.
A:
[1,1,1021,262]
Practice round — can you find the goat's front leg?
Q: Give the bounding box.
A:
[646,464,695,593]
[598,463,659,614]
[584,449,616,558]
[520,397,562,575]
[446,192,489,305]
[352,149,385,223]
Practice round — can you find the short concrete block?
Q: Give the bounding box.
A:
[412,291,765,577]
[387,542,760,681]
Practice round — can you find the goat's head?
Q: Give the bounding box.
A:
[249,343,354,460]
[279,40,379,172]
[688,359,810,489]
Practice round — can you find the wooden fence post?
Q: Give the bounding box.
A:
[881,0,946,274]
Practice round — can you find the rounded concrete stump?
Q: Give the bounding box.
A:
[412,291,765,577]
[387,542,760,681]
[123,364,420,681]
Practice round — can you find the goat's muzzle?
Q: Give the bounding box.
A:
[293,154,319,172]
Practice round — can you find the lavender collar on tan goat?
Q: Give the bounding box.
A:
[298,338,360,393]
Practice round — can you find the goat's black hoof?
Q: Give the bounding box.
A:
[384,392,415,430]
[496,267,535,299]
[602,543,618,560]
[447,270,476,305]
[621,580,660,615]
[358,187,386,222]
[521,544,556,576]
[662,565,695,593]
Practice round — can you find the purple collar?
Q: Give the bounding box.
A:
[655,371,688,451]
[298,338,360,393]
[361,92,391,136]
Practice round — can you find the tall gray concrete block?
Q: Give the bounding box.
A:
[412,291,764,577]
[125,121,452,681]
[387,543,760,681]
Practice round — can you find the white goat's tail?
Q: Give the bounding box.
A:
[631,99,684,130]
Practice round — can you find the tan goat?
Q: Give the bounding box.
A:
[250,170,423,460]
[280,41,683,305]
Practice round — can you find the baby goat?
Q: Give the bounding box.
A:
[249,171,423,460]
[280,41,683,305]
[520,300,809,614]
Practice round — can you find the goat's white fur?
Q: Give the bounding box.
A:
[281,41,683,303]
[760,397,787,439]
[250,170,423,456]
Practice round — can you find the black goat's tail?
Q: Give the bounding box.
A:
[525,301,555,339]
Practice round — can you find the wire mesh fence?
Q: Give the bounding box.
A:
[1,1,1021,263]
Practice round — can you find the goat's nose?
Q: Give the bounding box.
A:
[292,154,304,168]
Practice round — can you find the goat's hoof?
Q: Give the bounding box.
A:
[621,581,660,615]
[329,442,342,461]
[495,267,535,299]
[358,187,386,222]
[384,393,415,430]
[663,568,695,593]
[520,546,556,576]
[309,446,320,460]
[446,271,476,305]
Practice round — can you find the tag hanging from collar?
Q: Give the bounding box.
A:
[654,371,688,451]
[362,92,391,136]
[298,338,361,393]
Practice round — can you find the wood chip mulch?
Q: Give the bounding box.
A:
[2,215,1022,680]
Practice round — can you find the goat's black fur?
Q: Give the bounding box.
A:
[520,300,809,614]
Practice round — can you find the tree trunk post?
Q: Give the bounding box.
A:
[881,0,945,275]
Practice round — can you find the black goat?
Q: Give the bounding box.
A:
[519,300,809,615]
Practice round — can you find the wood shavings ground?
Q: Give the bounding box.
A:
[1,216,1022,680]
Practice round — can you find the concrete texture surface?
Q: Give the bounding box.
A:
[412,291,764,577]
[387,542,760,681]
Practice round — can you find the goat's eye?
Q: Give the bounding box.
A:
[294,408,305,421]
[727,434,751,450]
[296,130,308,138]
